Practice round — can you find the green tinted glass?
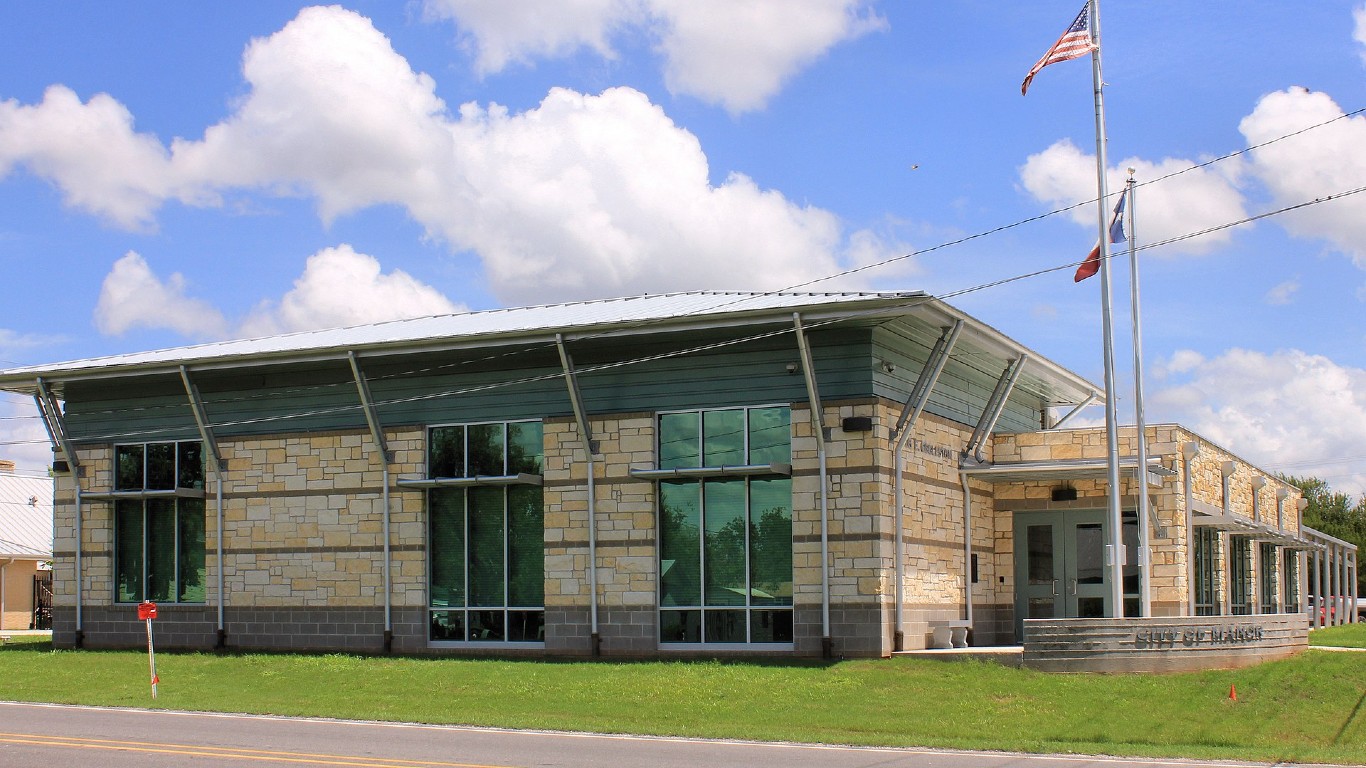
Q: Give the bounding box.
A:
[659,412,699,469]
[703,410,745,466]
[429,426,465,478]
[177,442,204,489]
[658,481,700,606]
[428,489,466,607]
[467,487,505,607]
[114,500,144,603]
[146,444,176,490]
[507,422,543,475]
[468,424,505,476]
[145,498,177,601]
[507,486,544,607]
[703,480,746,606]
[748,477,792,606]
[177,500,206,602]
[115,445,143,491]
[747,407,790,464]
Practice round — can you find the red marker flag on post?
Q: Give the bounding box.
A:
[1075,188,1127,282]
[1021,4,1097,95]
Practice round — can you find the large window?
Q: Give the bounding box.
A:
[1229,535,1253,615]
[1283,549,1301,613]
[427,421,544,643]
[113,441,206,603]
[1193,526,1218,616]
[1259,542,1279,614]
[656,406,793,645]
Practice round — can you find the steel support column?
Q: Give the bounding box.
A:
[556,334,601,655]
[793,313,831,657]
[891,321,961,650]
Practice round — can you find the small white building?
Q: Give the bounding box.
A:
[0,459,54,630]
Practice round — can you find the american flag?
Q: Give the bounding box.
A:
[1021,4,1097,95]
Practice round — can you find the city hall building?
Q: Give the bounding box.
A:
[0,292,1356,668]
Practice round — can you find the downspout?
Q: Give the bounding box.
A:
[74,483,83,647]
[383,464,392,647]
[555,334,601,655]
[347,352,393,652]
[1180,441,1199,616]
[216,476,225,648]
[792,314,831,657]
[959,472,973,627]
[892,321,962,650]
[587,457,599,653]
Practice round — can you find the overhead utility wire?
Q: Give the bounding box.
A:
[15,106,1361,424]
[2,179,1363,448]
[4,114,1364,441]
[155,104,1366,411]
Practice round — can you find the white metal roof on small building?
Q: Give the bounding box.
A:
[0,291,1100,407]
[0,470,54,560]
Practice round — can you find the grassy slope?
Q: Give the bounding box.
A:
[0,638,1362,765]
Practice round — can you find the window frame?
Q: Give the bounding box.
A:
[1228,535,1254,616]
[423,419,546,647]
[1193,526,1219,616]
[111,440,207,605]
[652,405,795,650]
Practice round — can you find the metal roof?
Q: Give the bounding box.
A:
[0,471,53,559]
[0,291,1099,406]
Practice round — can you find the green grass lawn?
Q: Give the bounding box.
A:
[1,637,1363,765]
[1313,622,1366,648]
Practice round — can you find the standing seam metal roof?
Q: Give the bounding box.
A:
[0,472,54,559]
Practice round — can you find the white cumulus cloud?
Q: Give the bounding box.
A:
[95,246,463,341]
[0,6,877,306]
[240,245,463,337]
[1150,348,1366,495]
[1019,139,1248,256]
[94,252,229,339]
[423,0,885,113]
[1265,278,1300,306]
[1238,88,1366,269]
[0,398,55,474]
[1356,4,1366,64]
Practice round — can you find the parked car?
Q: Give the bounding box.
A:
[1358,597,1366,620]
[1307,596,1336,624]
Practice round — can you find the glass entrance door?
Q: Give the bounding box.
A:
[1014,510,1110,638]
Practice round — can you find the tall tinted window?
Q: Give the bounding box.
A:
[657,406,793,645]
[1193,527,1218,616]
[112,441,206,603]
[1229,536,1253,615]
[428,421,544,643]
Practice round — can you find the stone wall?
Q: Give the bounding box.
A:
[1023,613,1307,672]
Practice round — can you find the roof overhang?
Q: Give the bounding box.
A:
[959,456,1173,484]
[0,292,1100,407]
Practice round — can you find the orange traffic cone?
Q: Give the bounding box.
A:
[1229,684,1237,701]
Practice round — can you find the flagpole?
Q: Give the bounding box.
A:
[1086,0,1126,616]
[1126,171,1152,617]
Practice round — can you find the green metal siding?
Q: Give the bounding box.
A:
[63,326,878,442]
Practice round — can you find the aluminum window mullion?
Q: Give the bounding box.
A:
[698,478,707,641]
[748,475,759,642]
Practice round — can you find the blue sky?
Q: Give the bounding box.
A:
[1,1,1364,493]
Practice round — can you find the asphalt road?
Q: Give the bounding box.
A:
[0,701,1347,768]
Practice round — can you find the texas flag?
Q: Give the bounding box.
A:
[1075,188,1127,282]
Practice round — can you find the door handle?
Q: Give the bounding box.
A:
[1051,579,1058,596]
[1068,579,1077,596]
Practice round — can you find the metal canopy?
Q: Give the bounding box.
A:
[959,455,1174,484]
[395,473,543,489]
[629,463,792,480]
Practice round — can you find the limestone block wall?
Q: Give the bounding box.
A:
[217,428,425,611]
[877,403,988,649]
[542,413,658,655]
